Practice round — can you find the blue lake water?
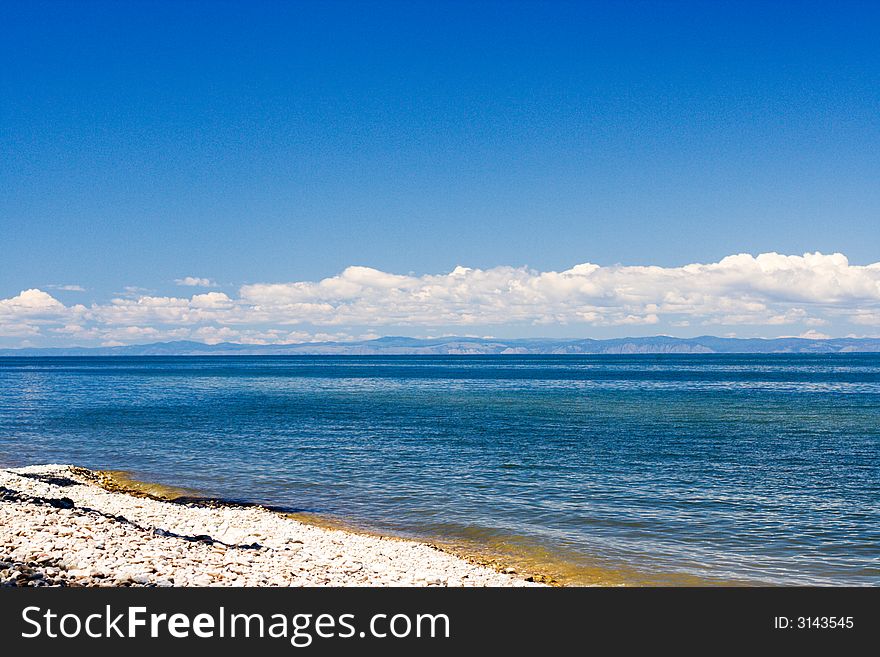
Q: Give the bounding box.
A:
[0,355,877,585]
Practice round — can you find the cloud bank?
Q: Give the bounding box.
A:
[2,253,879,347]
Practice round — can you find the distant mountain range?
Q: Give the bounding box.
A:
[2,335,880,356]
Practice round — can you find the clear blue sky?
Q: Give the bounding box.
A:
[2,1,879,345]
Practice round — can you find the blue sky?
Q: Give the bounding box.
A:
[1,1,879,346]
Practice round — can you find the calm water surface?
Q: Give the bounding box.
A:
[1,355,877,585]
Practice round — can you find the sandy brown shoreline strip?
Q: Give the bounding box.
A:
[0,465,544,588]
[85,467,560,585]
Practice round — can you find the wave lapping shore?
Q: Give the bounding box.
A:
[0,465,540,587]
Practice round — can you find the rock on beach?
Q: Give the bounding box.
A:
[0,465,542,588]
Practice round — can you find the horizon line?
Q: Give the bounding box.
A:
[3,333,880,355]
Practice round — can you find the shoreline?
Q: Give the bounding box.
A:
[0,464,545,587]
[77,470,700,587]
[65,467,563,585]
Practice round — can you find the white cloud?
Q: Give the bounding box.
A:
[0,289,66,316]
[850,310,880,326]
[48,284,86,292]
[237,252,880,327]
[175,277,217,287]
[2,252,880,345]
[798,330,832,339]
[190,292,234,309]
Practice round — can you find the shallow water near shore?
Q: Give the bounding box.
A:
[1,354,878,585]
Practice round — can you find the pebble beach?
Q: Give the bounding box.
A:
[0,464,541,588]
